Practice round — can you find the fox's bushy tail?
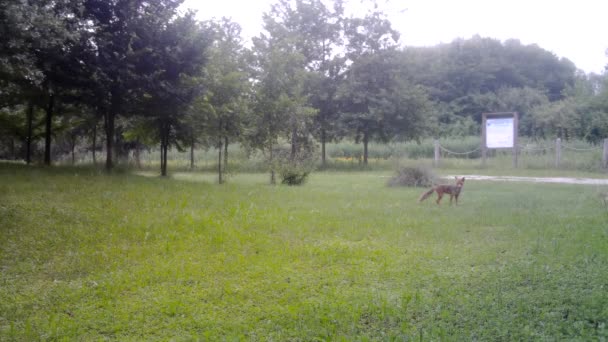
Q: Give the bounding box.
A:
[418,188,435,202]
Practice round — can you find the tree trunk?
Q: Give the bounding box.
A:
[71,134,76,165]
[134,141,141,169]
[105,110,115,172]
[269,143,275,185]
[25,101,34,164]
[160,140,164,175]
[162,141,168,176]
[160,122,168,177]
[224,136,228,173]
[92,120,97,165]
[10,138,15,160]
[106,88,121,172]
[44,95,54,166]
[291,125,297,160]
[217,134,223,184]
[321,128,326,167]
[363,132,369,165]
[190,137,195,169]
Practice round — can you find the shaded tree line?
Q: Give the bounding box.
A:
[2,0,608,181]
[399,37,608,141]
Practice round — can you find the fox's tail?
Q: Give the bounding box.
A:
[418,188,435,202]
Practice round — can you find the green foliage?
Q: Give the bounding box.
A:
[402,37,576,105]
[273,148,316,185]
[279,167,310,185]
[386,164,436,187]
[338,50,432,164]
[325,137,482,160]
[249,2,323,181]
[2,0,608,173]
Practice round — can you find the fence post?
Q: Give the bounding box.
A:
[603,138,608,169]
[481,114,487,167]
[512,112,519,168]
[555,138,561,168]
[433,139,440,167]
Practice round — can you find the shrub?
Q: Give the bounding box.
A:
[279,167,310,185]
[273,148,317,186]
[387,164,436,187]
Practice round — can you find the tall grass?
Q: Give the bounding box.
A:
[56,137,607,173]
[1,164,607,340]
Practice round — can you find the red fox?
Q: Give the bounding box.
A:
[419,177,466,205]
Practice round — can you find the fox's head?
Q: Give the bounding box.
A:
[455,177,465,187]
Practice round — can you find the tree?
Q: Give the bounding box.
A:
[134,12,210,176]
[121,116,156,168]
[339,50,431,163]
[1,0,83,165]
[339,8,424,165]
[398,37,578,128]
[249,44,310,184]
[564,73,608,143]
[78,0,200,172]
[0,105,27,160]
[196,18,250,183]
[528,99,579,139]
[279,0,347,166]
[494,87,549,137]
[54,104,90,165]
[249,1,319,183]
[309,57,345,166]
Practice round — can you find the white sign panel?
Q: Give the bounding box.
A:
[486,118,514,148]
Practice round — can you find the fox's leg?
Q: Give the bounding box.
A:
[449,194,454,205]
[455,194,459,205]
[436,192,443,204]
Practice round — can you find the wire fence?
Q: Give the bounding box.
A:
[438,145,481,156]
[561,144,602,152]
[433,138,608,170]
[46,137,608,172]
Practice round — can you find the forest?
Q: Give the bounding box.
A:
[1,0,608,177]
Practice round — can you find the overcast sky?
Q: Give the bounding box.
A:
[181,0,607,74]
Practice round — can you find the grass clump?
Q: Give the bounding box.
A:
[387,164,437,187]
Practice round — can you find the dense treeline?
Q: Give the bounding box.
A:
[401,38,608,141]
[1,0,607,180]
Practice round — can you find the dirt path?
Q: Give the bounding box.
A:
[446,175,608,185]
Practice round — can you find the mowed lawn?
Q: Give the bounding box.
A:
[1,165,607,340]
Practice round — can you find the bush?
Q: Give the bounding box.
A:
[273,148,317,186]
[279,167,310,185]
[387,165,436,187]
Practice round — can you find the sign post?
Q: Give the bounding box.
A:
[482,112,519,168]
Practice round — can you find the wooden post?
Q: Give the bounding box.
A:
[555,138,561,168]
[512,112,519,168]
[433,139,440,167]
[603,138,608,169]
[481,113,487,167]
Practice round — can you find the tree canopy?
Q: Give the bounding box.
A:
[1,0,607,173]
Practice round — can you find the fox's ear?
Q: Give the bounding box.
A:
[454,176,458,180]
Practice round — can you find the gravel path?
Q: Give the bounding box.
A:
[446,175,608,185]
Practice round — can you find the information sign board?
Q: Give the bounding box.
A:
[486,117,514,148]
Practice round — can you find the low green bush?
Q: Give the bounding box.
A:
[273,149,316,186]
[387,164,437,187]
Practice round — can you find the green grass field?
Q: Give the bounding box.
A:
[1,164,608,340]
